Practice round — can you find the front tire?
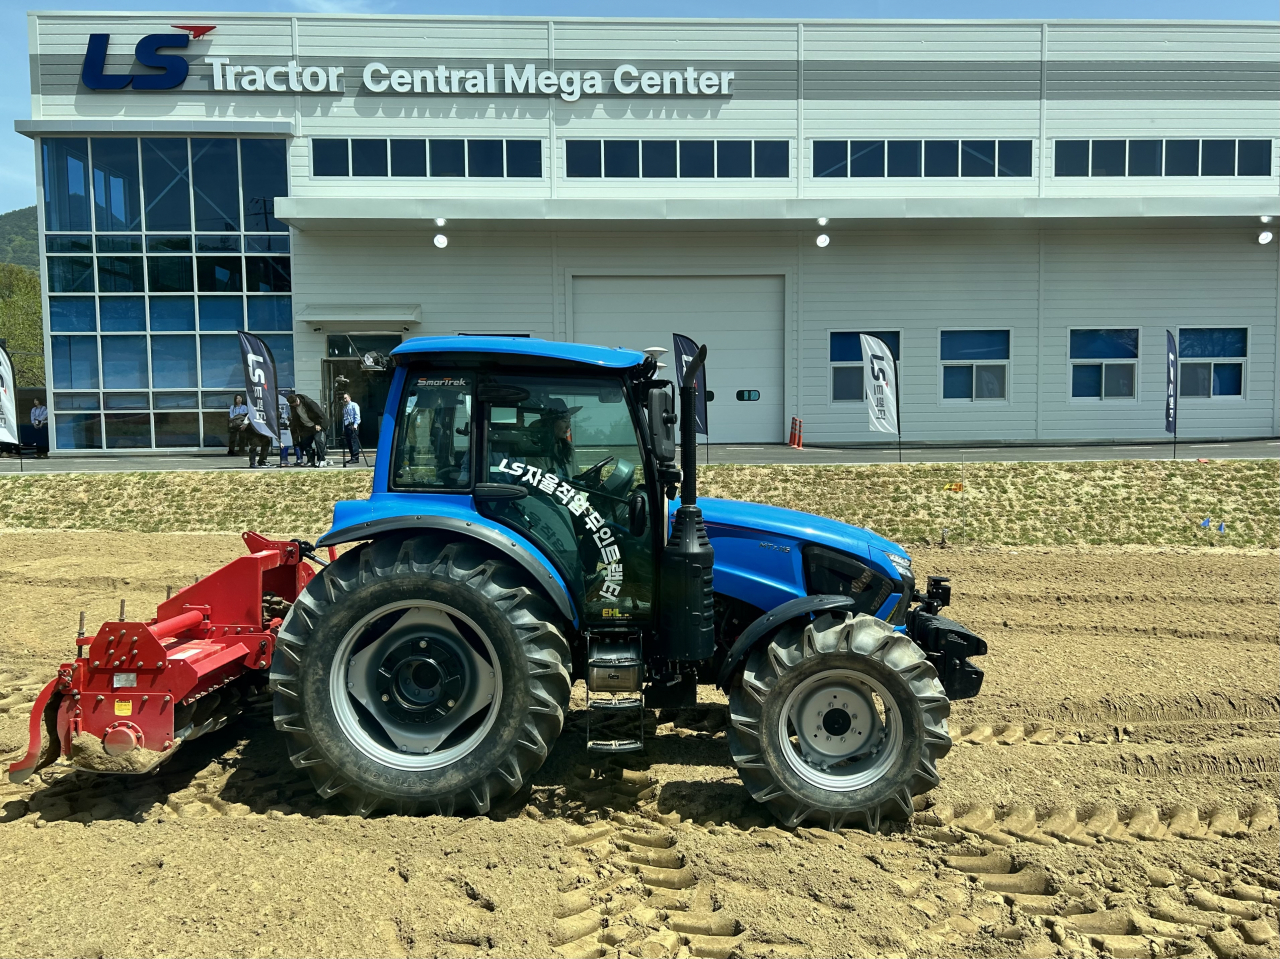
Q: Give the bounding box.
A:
[270,535,571,816]
[727,612,951,831]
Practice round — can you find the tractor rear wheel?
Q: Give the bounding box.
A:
[727,612,951,831]
[270,535,571,816]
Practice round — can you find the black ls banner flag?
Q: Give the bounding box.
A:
[238,331,280,441]
[672,333,708,435]
[1165,330,1178,434]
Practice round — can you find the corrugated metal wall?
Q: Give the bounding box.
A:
[289,223,1277,443]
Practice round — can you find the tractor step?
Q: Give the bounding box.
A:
[587,739,644,754]
[586,694,645,755]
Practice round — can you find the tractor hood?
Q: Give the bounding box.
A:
[682,497,908,562]
[673,497,911,614]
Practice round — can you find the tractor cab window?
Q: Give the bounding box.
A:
[392,372,473,489]
[479,373,653,624]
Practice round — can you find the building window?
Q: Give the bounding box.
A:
[430,139,466,177]
[1179,328,1246,398]
[50,335,100,390]
[101,335,149,389]
[38,135,294,451]
[506,140,542,178]
[314,138,544,178]
[351,138,388,176]
[816,140,1031,178]
[99,296,146,332]
[91,138,142,232]
[1070,329,1138,400]
[1054,138,1272,177]
[192,139,240,231]
[568,140,790,178]
[42,138,91,232]
[240,139,288,231]
[313,138,350,176]
[941,330,1009,401]
[49,297,96,332]
[141,138,191,232]
[679,141,714,178]
[830,331,900,402]
[47,256,95,293]
[604,140,639,178]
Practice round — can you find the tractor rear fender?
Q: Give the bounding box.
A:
[316,499,577,626]
[715,594,864,691]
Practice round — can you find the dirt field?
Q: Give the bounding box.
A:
[0,531,1277,959]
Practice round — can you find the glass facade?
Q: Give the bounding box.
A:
[40,136,292,450]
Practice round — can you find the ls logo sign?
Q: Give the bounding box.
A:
[81,26,215,91]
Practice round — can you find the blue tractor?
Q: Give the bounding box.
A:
[269,336,987,829]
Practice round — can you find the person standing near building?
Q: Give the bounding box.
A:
[288,392,329,468]
[30,399,48,457]
[228,394,250,456]
[277,391,302,467]
[341,392,362,464]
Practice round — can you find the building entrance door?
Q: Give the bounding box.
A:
[322,334,402,451]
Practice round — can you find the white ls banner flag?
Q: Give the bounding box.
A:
[860,334,899,435]
[0,346,19,446]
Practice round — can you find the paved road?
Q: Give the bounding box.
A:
[0,438,1274,474]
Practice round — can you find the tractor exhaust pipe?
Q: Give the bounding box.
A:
[679,344,707,506]
[658,343,716,662]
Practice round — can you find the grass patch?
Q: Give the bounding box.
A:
[0,459,1275,548]
[703,460,1279,549]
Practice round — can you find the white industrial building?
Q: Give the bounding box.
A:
[21,13,1280,450]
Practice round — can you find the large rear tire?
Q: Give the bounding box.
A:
[270,535,571,816]
[727,612,951,831]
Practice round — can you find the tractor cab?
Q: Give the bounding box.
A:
[387,356,661,630]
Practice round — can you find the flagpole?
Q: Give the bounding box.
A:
[896,359,903,464]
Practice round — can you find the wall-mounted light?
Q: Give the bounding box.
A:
[434,234,448,249]
[1259,230,1274,245]
[817,217,829,226]
[435,217,447,227]
[816,234,830,248]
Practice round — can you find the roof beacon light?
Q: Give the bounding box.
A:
[816,234,830,248]
[817,217,829,226]
[435,217,447,227]
[1259,230,1274,245]
[434,234,448,249]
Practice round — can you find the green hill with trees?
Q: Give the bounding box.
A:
[0,206,38,270]
[0,206,43,385]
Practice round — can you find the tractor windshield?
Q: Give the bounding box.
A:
[478,373,654,625]
[392,373,473,489]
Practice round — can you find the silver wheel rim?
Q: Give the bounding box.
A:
[778,667,903,792]
[330,600,502,772]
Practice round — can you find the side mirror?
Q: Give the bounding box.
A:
[628,493,648,537]
[647,387,676,463]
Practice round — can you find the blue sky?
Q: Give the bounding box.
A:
[2,0,1275,215]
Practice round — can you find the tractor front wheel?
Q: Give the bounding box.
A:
[728,612,951,831]
[270,535,571,816]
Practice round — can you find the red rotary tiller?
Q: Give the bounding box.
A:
[8,532,325,783]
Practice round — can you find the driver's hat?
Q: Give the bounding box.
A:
[542,397,583,419]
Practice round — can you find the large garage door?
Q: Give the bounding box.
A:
[571,275,785,443]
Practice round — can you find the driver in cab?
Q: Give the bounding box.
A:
[527,397,581,480]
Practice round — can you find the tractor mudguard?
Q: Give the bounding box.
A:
[716,593,863,690]
[316,498,577,625]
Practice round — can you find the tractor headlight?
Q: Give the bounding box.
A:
[880,550,915,626]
